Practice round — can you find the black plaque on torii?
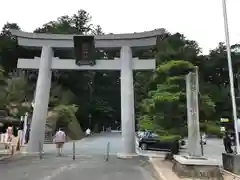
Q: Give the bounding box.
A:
[73,36,96,66]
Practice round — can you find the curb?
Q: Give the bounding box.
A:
[0,155,12,161]
[0,148,28,161]
[220,168,240,179]
[117,153,139,159]
[0,151,21,161]
[149,157,168,180]
[0,153,43,162]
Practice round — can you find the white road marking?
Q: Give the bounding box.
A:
[39,164,78,180]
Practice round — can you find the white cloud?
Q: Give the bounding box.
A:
[0,0,239,54]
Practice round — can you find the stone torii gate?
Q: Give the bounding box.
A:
[10,29,165,157]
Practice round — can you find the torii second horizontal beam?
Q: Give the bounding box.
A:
[17,58,156,70]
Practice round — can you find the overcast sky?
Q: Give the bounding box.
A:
[0,0,239,54]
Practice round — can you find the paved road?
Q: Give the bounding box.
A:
[0,132,158,180]
[44,132,123,156]
[43,132,165,158]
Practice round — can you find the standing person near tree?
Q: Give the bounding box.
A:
[223,131,233,153]
[53,128,66,156]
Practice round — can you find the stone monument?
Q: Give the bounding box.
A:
[10,29,165,157]
[186,69,201,157]
[173,67,220,179]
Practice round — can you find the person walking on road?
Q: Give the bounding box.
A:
[53,128,66,156]
[86,128,91,136]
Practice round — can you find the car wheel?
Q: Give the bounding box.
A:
[141,143,148,150]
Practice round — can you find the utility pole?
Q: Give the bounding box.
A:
[222,0,240,154]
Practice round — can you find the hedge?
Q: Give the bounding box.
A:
[158,134,182,142]
[205,123,222,137]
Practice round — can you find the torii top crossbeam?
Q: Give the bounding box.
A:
[10,28,165,49]
[10,28,165,70]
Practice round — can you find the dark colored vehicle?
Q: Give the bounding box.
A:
[180,139,186,146]
[138,136,180,154]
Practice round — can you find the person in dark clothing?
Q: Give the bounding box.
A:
[19,121,24,131]
[223,132,233,153]
[25,125,30,144]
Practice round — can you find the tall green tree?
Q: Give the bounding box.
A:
[33,9,118,130]
[0,22,20,73]
[139,60,215,135]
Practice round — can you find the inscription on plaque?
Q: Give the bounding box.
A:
[73,36,96,66]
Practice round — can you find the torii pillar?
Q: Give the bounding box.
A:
[28,46,53,153]
[119,46,136,156]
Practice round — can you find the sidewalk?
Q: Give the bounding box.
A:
[150,157,240,180]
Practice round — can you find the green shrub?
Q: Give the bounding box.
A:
[200,123,207,132]
[159,134,182,142]
[155,129,168,135]
[205,123,222,137]
[138,115,156,131]
[167,127,187,137]
[54,104,78,128]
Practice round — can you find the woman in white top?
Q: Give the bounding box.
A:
[53,128,66,156]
